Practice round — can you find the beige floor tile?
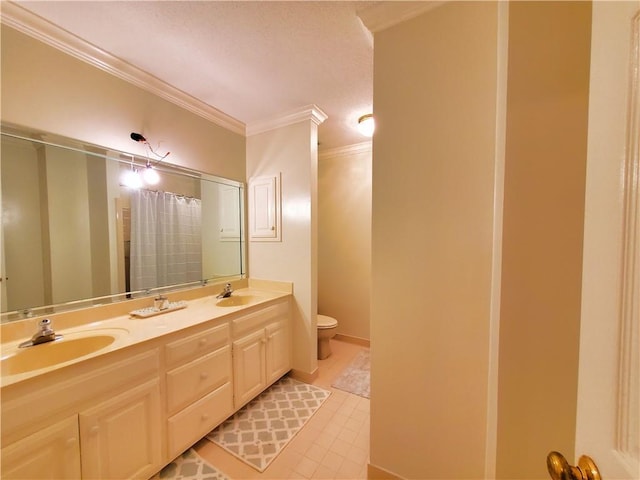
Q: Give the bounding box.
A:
[336,458,364,479]
[328,437,351,457]
[311,464,337,479]
[345,445,369,465]
[320,450,345,471]
[336,426,358,444]
[305,444,329,464]
[294,456,319,478]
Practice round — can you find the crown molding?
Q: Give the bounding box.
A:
[319,141,372,160]
[357,1,445,33]
[246,105,328,137]
[0,1,246,135]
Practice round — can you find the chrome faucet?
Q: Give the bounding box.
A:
[19,318,62,348]
[216,283,233,299]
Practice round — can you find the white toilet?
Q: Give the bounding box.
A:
[317,314,338,360]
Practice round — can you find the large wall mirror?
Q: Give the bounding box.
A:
[1,126,245,322]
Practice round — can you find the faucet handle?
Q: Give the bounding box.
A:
[38,318,54,335]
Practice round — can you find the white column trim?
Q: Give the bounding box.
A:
[357,1,444,33]
[319,141,371,160]
[246,105,328,137]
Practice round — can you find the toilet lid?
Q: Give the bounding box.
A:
[317,314,338,329]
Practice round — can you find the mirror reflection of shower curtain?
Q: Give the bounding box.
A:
[130,189,202,292]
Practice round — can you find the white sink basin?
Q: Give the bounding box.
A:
[1,329,127,376]
[216,295,263,307]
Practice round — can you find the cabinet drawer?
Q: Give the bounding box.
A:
[167,382,233,459]
[232,300,289,338]
[166,346,231,414]
[165,323,229,368]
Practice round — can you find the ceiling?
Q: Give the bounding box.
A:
[11,1,382,151]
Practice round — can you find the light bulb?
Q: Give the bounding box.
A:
[357,114,375,137]
[143,165,160,185]
[121,168,142,188]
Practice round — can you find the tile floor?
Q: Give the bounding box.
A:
[192,338,371,479]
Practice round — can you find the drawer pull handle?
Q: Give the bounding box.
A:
[199,338,208,346]
[200,372,209,379]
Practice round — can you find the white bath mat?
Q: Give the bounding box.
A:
[331,349,370,398]
[206,376,331,472]
[156,449,229,480]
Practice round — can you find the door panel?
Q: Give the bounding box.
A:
[577,3,640,479]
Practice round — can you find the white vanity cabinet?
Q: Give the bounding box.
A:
[232,299,291,409]
[79,379,161,479]
[164,323,234,459]
[0,415,81,480]
[1,292,293,480]
[0,348,162,480]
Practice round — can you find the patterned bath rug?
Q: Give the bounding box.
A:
[206,376,331,472]
[331,349,370,398]
[156,449,229,480]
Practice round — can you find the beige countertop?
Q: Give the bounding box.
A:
[0,280,292,388]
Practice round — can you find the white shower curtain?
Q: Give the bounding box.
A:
[130,189,202,292]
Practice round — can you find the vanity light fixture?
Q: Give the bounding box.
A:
[129,131,171,187]
[121,166,143,189]
[130,132,171,161]
[357,114,375,137]
[142,162,160,185]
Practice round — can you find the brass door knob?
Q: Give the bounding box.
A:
[547,451,601,480]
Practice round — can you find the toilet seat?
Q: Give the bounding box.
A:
[317,314,338,329]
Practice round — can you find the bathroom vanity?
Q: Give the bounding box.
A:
[0,282,292,479]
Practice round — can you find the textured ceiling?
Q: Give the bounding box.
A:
[14,1,377,151]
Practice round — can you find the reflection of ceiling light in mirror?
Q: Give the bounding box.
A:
[143,165,160,185]
[357,114,375,137]
[121,168,143,188]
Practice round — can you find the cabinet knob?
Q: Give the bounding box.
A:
[201,414,209,421]
[90,426,99,436]
[200,372,208,380]
[66,437,77,447]
[199,338,208,346]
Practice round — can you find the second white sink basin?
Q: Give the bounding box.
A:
[216,295,263,307]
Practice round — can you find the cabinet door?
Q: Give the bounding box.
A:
[1,416,81,479]
[266,321,290,385]
[249,174,281,241]
[79,379,162,480]
[233,329,267,408]
[219,185,241,240]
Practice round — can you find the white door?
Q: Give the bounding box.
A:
[574,3,640,479]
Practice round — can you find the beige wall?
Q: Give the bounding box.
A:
[372,1,594,479]
[370,3,501,478]
[1,26,246,182]
[318,143,371,341]
[246,120,320,377]
[496,3,591,478]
